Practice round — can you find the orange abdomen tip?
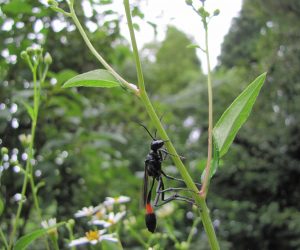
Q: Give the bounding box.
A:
[145,203,156,233]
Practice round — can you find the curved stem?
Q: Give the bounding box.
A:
[68,5,139,95]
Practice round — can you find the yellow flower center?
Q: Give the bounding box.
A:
[108,219,115,224]
[85,230,99,241]
[114,197,119,202]
[95,211,103,219]
[47,228,57,236]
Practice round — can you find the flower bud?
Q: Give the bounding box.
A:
[67,219,75,228]
[198,7,210,18]
[18,134,32,147]
[47,0,58,7]
[20,51,28,60]
[1,147,8,155]
[213,9,220,16]
[185,0,193,6]
[26,47,35,56]
[10,159,19,166]
[44,52,52,64]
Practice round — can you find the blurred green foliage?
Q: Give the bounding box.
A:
[0,0,300,249]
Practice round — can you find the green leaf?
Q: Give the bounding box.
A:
[210,142,220,178]
[2,0,32,15]
[213,72,267,157]
[201,145,219,182]
[186,44,200,49]
[101,239,123,250]
[21,101,34,120]
[14,223,64,250]
[62,69,120,88]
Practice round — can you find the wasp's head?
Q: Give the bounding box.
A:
[151,140,164,151]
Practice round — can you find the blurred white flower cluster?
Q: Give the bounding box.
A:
[69,195,130,247]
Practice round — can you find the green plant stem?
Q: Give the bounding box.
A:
[0,228,9,249]
[8,66,48,250]
[50,235,60,250]
[187,217,201,245]
[127,225,148,248]
[200,17,213,198]
[67,224,75,250]
[123,1,219,249]
[165,220,179,244]
[68,4,139,95]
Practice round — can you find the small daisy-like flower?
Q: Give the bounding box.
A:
[68,229,118,247]
[103,196,130,206]
[74,206,101,218]
[41,218,57,235]
[92,211,126,228]
[91,206,107,220]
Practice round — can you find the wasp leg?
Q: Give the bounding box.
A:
[153,177,163,206]
[161,171,202,189]
[154,193,196,207]
[157,187,197,194]
[160,148,185,160]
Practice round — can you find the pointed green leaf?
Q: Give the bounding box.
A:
[14,223,64,250]
[213,72,267,157]
[62,69,120,88]
[186,44,200,49]
[201,145,220,182]
[21,101,34,120]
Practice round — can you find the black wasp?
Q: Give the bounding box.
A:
[140,124,200,233]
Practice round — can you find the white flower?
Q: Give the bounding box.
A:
[18,134,32,146]
[103,196,130,206]
[91,206,107,220]
[92,211,126,228]
[41,218,57,228]
[41,218,57,235]
[68,230,118,247]
[74,206,101,218]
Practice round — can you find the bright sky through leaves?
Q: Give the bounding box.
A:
[117,0,242,72]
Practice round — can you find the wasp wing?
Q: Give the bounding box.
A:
[143,165,149,207]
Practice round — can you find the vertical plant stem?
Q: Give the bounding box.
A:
[50,235,60,250]
[29,66,43,220]
[8,67,37,249]
[0,228,9,249]
[8,65,48,250]
[67,223,76,250]
[123,1,219,249]
[200,20,213,198]
[186,217,200,245]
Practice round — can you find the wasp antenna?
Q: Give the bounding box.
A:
[138,123,156,140]
[154,111,168,138]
